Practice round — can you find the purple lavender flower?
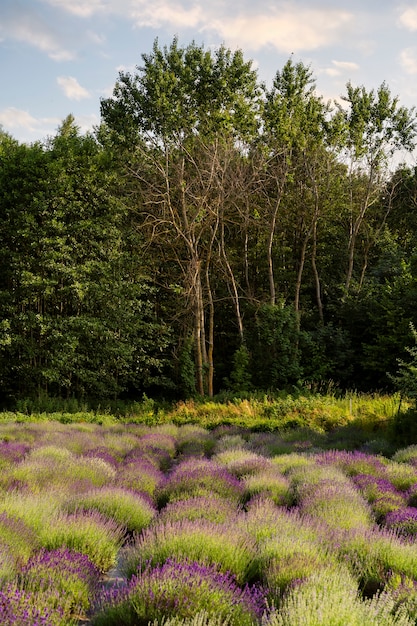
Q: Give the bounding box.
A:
[84,447,119,467]
[157,495,241,525]
[123,517,258,584]
[158,458,244,506]
[385,507,417,536]
[93,558,265,625]
[0,583,62,625]
[0,441,30,464]
[0,511,39,563]
[315,450,387,477]
[115,457,166,499]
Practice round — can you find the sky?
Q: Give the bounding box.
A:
[2,1,417,145]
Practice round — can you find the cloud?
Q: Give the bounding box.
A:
[398,6,417,31]
[0,107,41,131]
[0,3,75,60]
[331,60,359,71]
[0,4,74,61]
[57,76,92,100]
[127,1,355,53]
[0,107,61,140]
[41,0,109,18]
[320,60,359,78]
[17,1,355,56]
[204,9,353,53]
[399,47,417,74]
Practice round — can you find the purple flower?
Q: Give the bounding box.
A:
[0,441,30,463]
[315,450,387,477]
[385,506,417,536]
[158,458,244,506]
[94,558,266,624]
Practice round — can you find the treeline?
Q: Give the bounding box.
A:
[2,37,417,405]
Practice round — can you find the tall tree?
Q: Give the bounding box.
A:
[259,59,330,308]
[334,82,417,294]
[0,117,172,402]
[100,38,261,395]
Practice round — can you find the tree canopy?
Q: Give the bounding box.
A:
[1,38,417,405]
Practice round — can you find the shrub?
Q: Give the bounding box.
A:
[385,508,417,537]
[122,518,258,584]
[20,548,101,617]
[157,459,244,506]
[65,487,157,533]
[265,564,412,626]
[40,511,125,572]
[157,495,241,526]
[92,558,265,625]
[242,469,291,506]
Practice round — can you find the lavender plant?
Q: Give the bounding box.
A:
[290,464,373,530]
[157,495,241,525]
[265,564,413,626]
[393,445,417,467]
[65,487,157,533]
[242,469,291,506]
[40,510,125,572]
[0,512,39,579]
[92,558,265,625]
[176,425,216,458]
[385,508,417,537]
[213,449,272,477]
[384,462,417,492]
[157,458,244,506]
[19,548,101,618]
[121,518,258,584]
[148,611,233,625]
[115,457,165,499]
[315,449,388,477]
[353,474,405,520]
[0,583,72,626]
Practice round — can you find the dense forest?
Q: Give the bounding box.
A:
[2,37,417,406]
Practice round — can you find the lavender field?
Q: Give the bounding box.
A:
[1,420,417,624]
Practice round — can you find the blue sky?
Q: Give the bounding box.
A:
[2,0,417,145]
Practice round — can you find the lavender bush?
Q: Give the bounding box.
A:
[40,510,125,572]
[122,518,258,584]
[157,458,244,506]
[157,495,241,525]
[92,558,265,625]
[385,508,417,537]
[64,487,157,533]
[19,548,101,618]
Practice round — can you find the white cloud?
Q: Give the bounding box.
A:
[57,76,92,100]
[0,107,40,131]
[126,2,355,53]
[398,6,417,31]
[331,60,359,71]
[0,10,74,61]
[31,2,356,55]
[41,0,109,18]
[399,47,417,74]
[204,9,353,53]
[0,107,61,141]
[320,60,359,78]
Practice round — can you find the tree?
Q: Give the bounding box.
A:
[100,38,261,396]
[334,82,417,294]
[0,117,172,403]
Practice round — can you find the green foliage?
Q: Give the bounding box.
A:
[245,303,302,389]
[0,118,173,404]
[391,323,417,403]
[3,39,417,402]
[178,337,197,398]
[225,344,253,393]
